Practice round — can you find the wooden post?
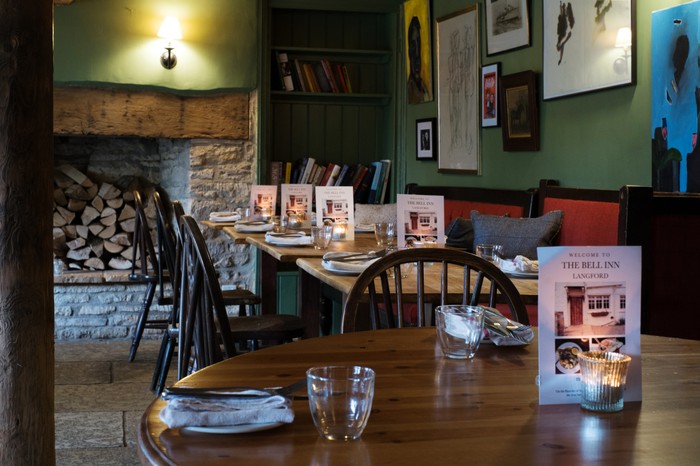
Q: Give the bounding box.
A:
[0,1,55,464]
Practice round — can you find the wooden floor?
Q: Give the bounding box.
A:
[55,338,175,465]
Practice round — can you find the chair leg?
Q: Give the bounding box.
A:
[153,333,176,395]
[129,281,157,362]
[150,331,169,393]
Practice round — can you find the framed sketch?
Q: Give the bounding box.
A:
[416,118,437,160]
[404,0,433,104]
[485,0,531,56]
[543,0,636,100]
[481,63,500,127]
[501,71,539,151]
[436,6,480,173]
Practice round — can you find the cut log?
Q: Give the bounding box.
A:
[111,232,131,246]
[104,241,125,254]
[54,171,75,189]
[66,237,86,250]
[97,223,117,239]
[86,184,99,199]
[100,213,117,227]
[62,225,77,240]
[108,257,133,270]
[54,188,68,206]
[64,184,92,201]
[75,225,89,239]
[120,217,136,233]
[91,195,104,212]
[57,164,94,188]
[56,205,75,224]
[88,223,105,236]
[89,237,104,257]
[98,182,121,200]
[53,211,67,227]
[81,206,100,225]
[106,198,124,209]
[67,198,86,212]
[66,246,92,261]
[84,257,106,270]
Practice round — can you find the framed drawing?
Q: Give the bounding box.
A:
[436,6,480,173]
[543,0,636,100]
[481,63,500,127]
[501,71,539,151]
[485,0,531,56]
[416,118,437,160]
[404,0,433,104]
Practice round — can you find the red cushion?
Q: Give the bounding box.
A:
[543,198,618,246]
[444,199,525,223]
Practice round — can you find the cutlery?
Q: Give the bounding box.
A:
[324,249,387,262]
[161,378,307,400]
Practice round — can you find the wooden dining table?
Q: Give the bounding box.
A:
[138,328,700,465]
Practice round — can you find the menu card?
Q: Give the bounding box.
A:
[280,184,313,228]
[315,186,355,241]
[537,246,642,405]
[395,194,445,248]
[249,185,277,216]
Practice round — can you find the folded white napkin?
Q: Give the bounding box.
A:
[159,390,294,429]
[321,252,380,273]
[265,232,312,245]
[209,212,241,223]
[234,222,274,233]
[498,255,538,273]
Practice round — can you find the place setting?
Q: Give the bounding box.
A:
[264,230,313,246]
[321,249,386,275]
[476,243,539,279]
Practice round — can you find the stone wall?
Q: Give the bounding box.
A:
[53,91,258,341]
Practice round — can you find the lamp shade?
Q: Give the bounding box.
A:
[158,16,182,41]
[615,27,632,48]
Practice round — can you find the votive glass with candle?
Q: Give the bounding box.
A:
[578,351,632,413]
[332,220,347,240]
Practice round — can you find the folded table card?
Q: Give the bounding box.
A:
[249,185,278,219]
[281,184,313,229]
[537,246,642,405]
[315,186,355,241]
[396,194,445,248]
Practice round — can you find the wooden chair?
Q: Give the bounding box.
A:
[128,190,171,362]
[341,248,529,333]
[177,215,306,378]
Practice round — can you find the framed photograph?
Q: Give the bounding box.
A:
[436,6,480,173]
[543,0,636,100]
[404,0,433,104]
[416,118,437,160]
[501,71,539,151]
[485,0,531,56]
[481,63,500,127]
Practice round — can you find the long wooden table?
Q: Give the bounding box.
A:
[138,328,700,465]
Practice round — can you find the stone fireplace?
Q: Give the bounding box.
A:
[53,87,258,340]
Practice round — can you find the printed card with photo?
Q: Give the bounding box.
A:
[249,185,277,217]
[315,186,355,241]
[280,184,313,228]
[395,194,445,248]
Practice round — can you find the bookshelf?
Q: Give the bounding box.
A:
[261,2,398,203]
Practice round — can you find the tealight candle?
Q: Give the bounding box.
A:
[332,221,347,240]
[578,351,631,412]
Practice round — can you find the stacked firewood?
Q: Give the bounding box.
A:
[53,165,155,272]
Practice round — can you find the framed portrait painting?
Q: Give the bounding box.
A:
[404,0,433,104]
[501,71,539,151]
[481,63,500,127]
[416,118,437,160]
[543,0,636,100]
[436,6,480,173]
[485,0,531,56]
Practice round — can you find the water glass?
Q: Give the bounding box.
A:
[476,244,503,261]
[435,305,485,359]
[311,225,333,250]
[272,215,285,233]
[578,351,632,412]
[307,366,375,440]
[374,222,397,248]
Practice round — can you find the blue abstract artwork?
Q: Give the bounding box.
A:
[651,2,700,192]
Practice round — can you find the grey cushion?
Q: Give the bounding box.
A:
[445,217,474,252]
[470,210,563,259]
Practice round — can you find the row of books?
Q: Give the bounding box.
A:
[269,158,391,204]
[274,51,353,94]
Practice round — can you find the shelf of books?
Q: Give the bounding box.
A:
[269,158,392,205]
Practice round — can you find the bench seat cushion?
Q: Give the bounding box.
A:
[471,210,563,259]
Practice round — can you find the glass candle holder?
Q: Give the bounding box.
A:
[332,220,347,240]
[578,351,632,413]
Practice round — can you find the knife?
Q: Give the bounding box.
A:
[161,378,307,400]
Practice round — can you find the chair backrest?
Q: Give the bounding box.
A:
[341,248,529,333]
[131,190,159,277]
[152,191,179,304]
[177,215,237,377]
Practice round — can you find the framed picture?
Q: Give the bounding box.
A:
[436,6,480,173]
[500,71,539,151]
[481,63,500,127]
[416,118,437,160]
[404,0,433,104]
[543,0,636,100]
[485,0,531,56]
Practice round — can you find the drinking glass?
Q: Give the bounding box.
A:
[476,244,503,261]
[311,225,333,250]
[435,305,485,359]
[374,222,397,248]
[272,215,285,233]
[307,366,375,440]
[578,351,632,412]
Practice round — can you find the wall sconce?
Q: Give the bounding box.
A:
[157,16,182,70]
[613,27,632,74]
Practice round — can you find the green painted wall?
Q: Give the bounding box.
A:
[404,0,691,191]
[54,0,258,92]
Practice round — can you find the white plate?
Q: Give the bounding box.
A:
[555,342,582,374]
[265,239,312,247]
[182,421,285,434]
[321,261,362,275]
